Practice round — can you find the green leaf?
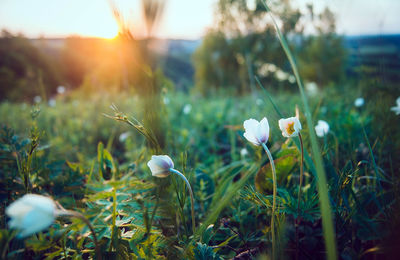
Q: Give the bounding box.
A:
[255,146,298,194]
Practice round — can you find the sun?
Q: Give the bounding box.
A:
[91,21,120,39]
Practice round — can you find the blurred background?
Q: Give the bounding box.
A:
[0,0,399,101]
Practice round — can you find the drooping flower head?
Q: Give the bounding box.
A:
[147,155,174,177]
[278,117,302,138]
[6,194,57,238]
[315,120,330,137]
[391,97,400,115]
[243,117,270,146]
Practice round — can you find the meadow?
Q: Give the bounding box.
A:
[1,81,399,259]
[1,1,400,259]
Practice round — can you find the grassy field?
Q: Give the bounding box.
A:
[1,85,399,259]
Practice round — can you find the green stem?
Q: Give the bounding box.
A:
[296,133,304,260]
[261,1,337,259]
[169,168,196,234]
[109,187,117,251]
[148,188,160,235]
[59,210,102,260]
[261,143,277,259]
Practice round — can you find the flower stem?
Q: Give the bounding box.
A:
[296,133,304,260]
[261,2,337,259]
[169,168,196,234]
[59,210,102,260]
[261,143,277,259]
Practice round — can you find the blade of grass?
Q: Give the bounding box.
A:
[361,125,380,185]
[195,164,258,236]
[261,1,337,259]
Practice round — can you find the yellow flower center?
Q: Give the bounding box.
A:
[286,122,295,135]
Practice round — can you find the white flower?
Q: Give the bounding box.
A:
[183,104,192,115]
[33,96,42,103]
[240,148,249,157]
[391,97,400,115]
[354,97,364,107]
[48,98,56,107]
[256,99,263,106]
[57,86,66,94]
[119,132,130,142]
[246,0,256,11]
[163,97,170,105]
[243,117,270,146]
[6,194,57,238]
[275,70,288,81]
[305,82,318,96]
[315,120,330,137]
[147,155,174,178]
[278,117,302,137]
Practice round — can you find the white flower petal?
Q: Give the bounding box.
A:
[147,155,174,177]
[259,117,270,141]
[278,117,301,138]
[18,207,55,238]
[243,132,260,146]
[391,106,400,115]
[243,118,270,145]
[6,194,56,238]
[243,119,259,132]
[315,120,329,137]
[354,97,364,107]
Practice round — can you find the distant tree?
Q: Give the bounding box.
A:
[193,1,347,94]
[193,0,302,95]
[0,31,61,101]
[297,7,347,87]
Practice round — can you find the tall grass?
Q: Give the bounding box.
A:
[261,1,338,259]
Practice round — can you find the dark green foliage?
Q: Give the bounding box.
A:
[194,243,221,260]
[0,31,62,101]
[0,87,399,258]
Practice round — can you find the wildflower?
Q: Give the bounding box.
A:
[147,155,195,233]
[183,104,192,114]
[57,86,66,94]
[256,99,263,106]
[163,97,170,105]
[6,194,57,238]
[240,148,249,157]
[278,117,302,137]
[147,155,174,178]
[315,120,330,137]
[247,0,256,11]
[119,132,130,142]
[305,82,318,96]
[354,97,364,107]
[391,97,400,115]
[48,98,56,107]
[243,117,270,146]
[33,96,42,104]
[275,70,288,81]
[243,116,277,258]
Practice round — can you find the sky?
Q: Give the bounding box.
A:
[0,0,399,39]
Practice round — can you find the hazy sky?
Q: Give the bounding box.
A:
[0,0,399,39]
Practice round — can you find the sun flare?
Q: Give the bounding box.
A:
[90,20,120,39]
